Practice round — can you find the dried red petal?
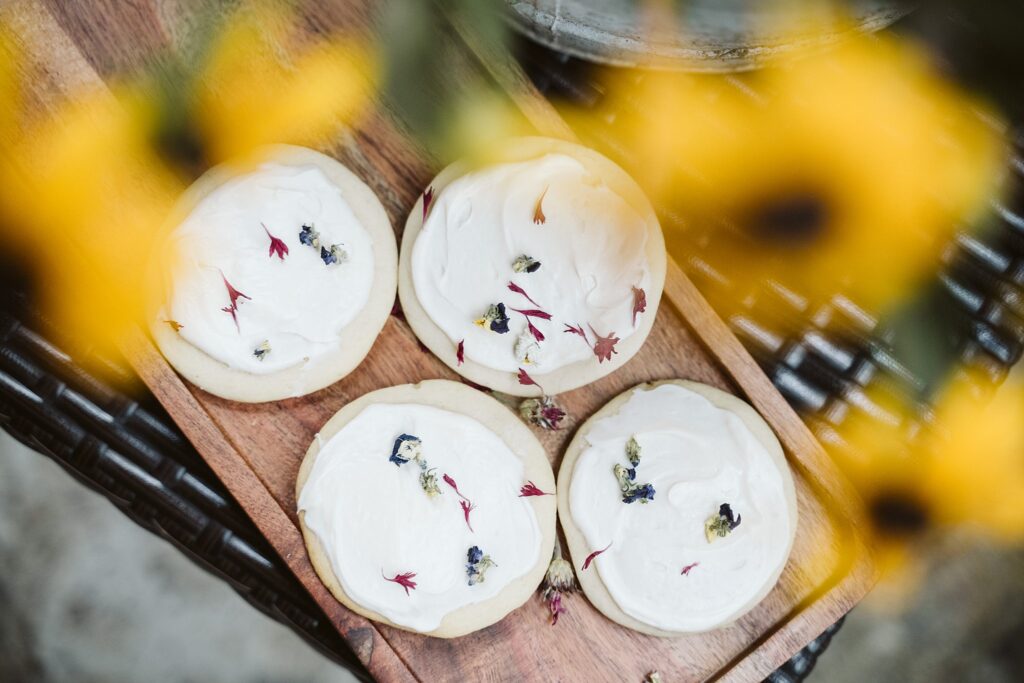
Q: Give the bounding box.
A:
[261,223,289,261]
[563,323,587,341]
[582,542,612,571]
[541,404,566,429]
[507,281,540,307]
[422,186,434,221]
[517,368,539,388]
[456,339,465,366]
[443,473,470,502]
[533,187,547,225]
[548,591,567,625]
[510,307,552,320]
[588,325,620,363]
[680,562,699,576]
[460,499,475,532]
[519,481,552,497]
[526,319,545,343]
[383,570,418,595]
[163,319,183,332]
[219,271,251,332]
[631,286,647,325]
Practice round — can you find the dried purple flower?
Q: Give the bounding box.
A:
[475,303,510,334]
[705,503,742,541]
[253,340,271,361]
[298,223,319,249]
[389,434,421,466]
[512,255,541,274]
[519,396,566,430]
[466,545,496,586]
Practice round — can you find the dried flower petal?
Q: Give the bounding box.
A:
[390,434,422,466]
[519,396,566,430]
[261,223,289,260]
[510,307,552,320]
[512,255,541,274]
[382,570,417,596]
[519,481,552,497]
[563,323,587,341]
[589,325,620,363]
[474,303,510,334]
[525,319,545,343]
[320,243,347,266]
[422,186,434,221]
[460,499,475,532]
[419,464,441,497]
[508,281,541,307]
[582,542,612,571]
[533,187,548,225]
[456,339,465,366]
[219,271,251,332]
[614,464,656,504]
[253,340,271,361]
[680,562,700,576]
[631,286,647,325]
[705,503,742,542]
[517,368,541,389]
[163,319,183,332]
[299,223,320,249]
[547,591,567,625]
[466,545,496,586]
[443,474,470,502]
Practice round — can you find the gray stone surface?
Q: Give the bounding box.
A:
[0,433,356,683]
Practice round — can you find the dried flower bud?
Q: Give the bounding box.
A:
[705,503,742,541]
[253,340,271,361]
[519,396,566,430]
[299,223,320,249]
[625,436,641,467]
[512,255,541,273]
[474,303,510,334]
[466,545,496,586]
[390,434,422,466]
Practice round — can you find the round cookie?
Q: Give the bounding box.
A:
[558,380,798,636]
[399,137,666,397]
[150,144,397,402]
[296,380,557,638]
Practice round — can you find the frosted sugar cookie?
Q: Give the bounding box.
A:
[399,137,666,396]
[296,380,557,637]
[558,380,798,635]
[151,145,397,402]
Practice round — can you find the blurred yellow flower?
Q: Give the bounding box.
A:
[591,33,1005,313]
[0,4,375,370]
[193,5,375,163]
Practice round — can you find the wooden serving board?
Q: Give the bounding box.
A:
[9,1,875,680]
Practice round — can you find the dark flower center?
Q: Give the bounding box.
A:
[746,191,830,245]
[870,491,930,537]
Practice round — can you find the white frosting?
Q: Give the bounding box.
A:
[569,384,795,632]
[162,162,375,374]
[410,153,650,374]
[298,403,542,632]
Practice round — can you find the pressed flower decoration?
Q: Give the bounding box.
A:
[680,561,699,576]
[514,332,542,365]
[456,339,465,366]
[512,255,541,274]
[219,271,251,331]
[475,303,510,334]
[519,481,552,497]
[298,223,320,249]
[590,326,620,363]
[507,281,540,306]
[705,503,742,541]
[517,367,541,389]
[533,187,548,225]
[582,541,611,570]
[511,307,551,343]
[383,570,418,596]
[563,323,587,340]
[253,339,271,360]
[631,286,646,325]
[539,539,578,625]
[519,396,566,430]
[422,186,434,221]
[164,319,183,332]
[320,243,347,266]
[466,545,496,586]
[443,474,475,532]
[613,436,655,504]
[389,434,441,497]
[261,223,289,260]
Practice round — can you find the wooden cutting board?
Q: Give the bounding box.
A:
[9,1,875,680]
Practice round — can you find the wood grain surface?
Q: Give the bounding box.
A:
[6,1,876,680]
